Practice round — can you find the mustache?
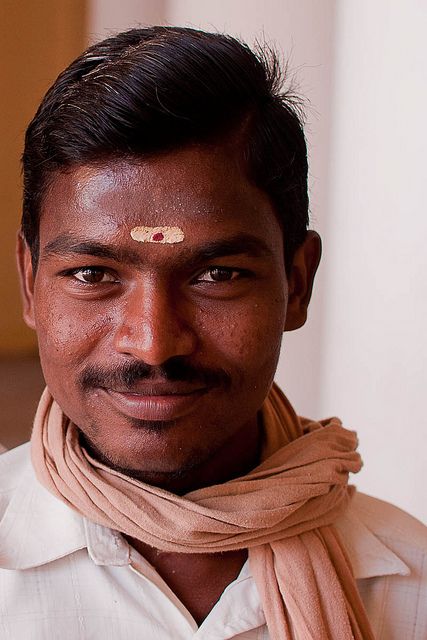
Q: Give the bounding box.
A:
[79,357,232,391]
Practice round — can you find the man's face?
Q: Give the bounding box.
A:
[18,144,318,484]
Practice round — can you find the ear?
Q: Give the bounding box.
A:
[16,232,36,330]
[284,230,322,332]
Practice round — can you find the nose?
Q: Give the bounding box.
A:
[113,279,198,365]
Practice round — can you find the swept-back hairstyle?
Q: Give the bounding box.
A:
[22,26,309,270]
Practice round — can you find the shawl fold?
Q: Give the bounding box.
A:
[31,383,375,639]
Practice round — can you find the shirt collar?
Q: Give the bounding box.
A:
[0,455,410,579]
[0,458,129,570]
[334,498,410,579]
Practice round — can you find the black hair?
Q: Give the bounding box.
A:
[21,26,309,270]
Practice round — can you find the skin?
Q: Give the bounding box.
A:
[17,143,321,623]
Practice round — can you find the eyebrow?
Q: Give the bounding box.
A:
[42,236,138,263]
[41,232,274,266]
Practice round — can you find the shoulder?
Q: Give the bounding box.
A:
[336,492,427,638]
[0,441,31,479]
[351,491,427,554]
[0,442,32,506]
[335,491,427,579]
[0,441,88,571]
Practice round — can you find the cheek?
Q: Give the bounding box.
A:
[197,291,287,374]
[33,288,111,367]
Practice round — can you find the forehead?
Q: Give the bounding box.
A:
[39,145,284,257]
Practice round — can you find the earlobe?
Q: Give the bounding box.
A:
[16,232,36,330]
[284,231,322,332]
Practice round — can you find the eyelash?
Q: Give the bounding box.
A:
[61,267,118,285]
[192,267,251,284]
[60,265,252,286]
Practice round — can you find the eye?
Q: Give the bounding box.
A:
[195,267,246,283]
[70,267,117,284]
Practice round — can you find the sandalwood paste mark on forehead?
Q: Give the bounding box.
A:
[130,226,185,244]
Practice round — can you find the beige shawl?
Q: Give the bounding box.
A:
[31,384,375,639]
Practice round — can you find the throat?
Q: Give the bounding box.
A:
[128,537,248,625]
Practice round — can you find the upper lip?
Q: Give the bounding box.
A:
[104,382,208,396]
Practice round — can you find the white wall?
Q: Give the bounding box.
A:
[89,1,427,522]
[321,0,427,521]
[88,0,166,41]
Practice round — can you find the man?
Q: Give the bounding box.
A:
[1,26,426,639]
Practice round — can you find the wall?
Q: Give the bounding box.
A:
[321,0,427,520]
[0,0,87,356]
[88,0,166,41]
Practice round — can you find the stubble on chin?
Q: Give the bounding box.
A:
[77,425,212,493]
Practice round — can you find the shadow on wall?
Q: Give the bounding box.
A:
[0,358,45,450]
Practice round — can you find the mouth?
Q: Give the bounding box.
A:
[100,384,209,421]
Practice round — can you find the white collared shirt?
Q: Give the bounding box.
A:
[0,443,426,639]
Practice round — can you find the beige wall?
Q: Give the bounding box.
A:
[0,0,86,356]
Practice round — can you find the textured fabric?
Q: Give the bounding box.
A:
[31,384,374,639]
[1,446,427,639]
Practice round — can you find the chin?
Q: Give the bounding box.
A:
[80,428,211,482]
[102,454,212,495]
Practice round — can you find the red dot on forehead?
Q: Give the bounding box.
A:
[152,232,164,242]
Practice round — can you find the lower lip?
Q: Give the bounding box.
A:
[103,388,207,421]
